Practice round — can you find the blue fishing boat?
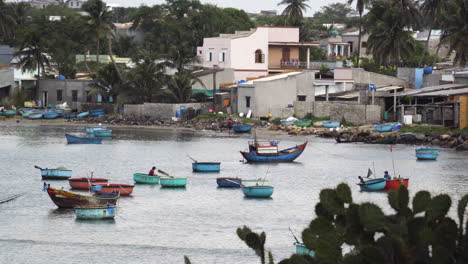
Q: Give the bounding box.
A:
[35,165,72,180]
[93,129,112,137]
[28,113,43,119]
[133,173,160,184]
[64,112,77,118]
[160,177,187,188]
[91,109,105,117]
[322,121,341,128]
[242,185,274,198]
[192,162,221,172]
[75,204,116,220]
[240,141,307,163]
[233,123,252,133]
[3,110,16,116]
[65,134,102,144]
[294,242,315,257]
[76,111,89,118]
[375,124,394,132]
[216,177,241,188]
[357,178,386,192]
[44,111,59,119]
[416,148,439,160]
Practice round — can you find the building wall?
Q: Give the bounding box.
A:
[0,45,13,64]
[353,68,407,87]
[268,46,299,68]
[37,79,95,109]
[124,102,211,120]
[192,68,235,91]
[342,33,370,58]
[397,68,425,88]
[266,27,299,42]
[0,68,15,100]
[454,74,468,84]
[200,37,232,69]
[230,28,269,72]
[236,87,256,116]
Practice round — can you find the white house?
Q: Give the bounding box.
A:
[197,27,319,81]
[67,0,86,9]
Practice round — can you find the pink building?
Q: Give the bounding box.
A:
[197,27,319,81]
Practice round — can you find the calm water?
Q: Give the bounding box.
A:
[0,124,467,264]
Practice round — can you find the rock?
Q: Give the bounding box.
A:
[460,133,468,141]
[414,133,426,141]
[440,134,451,140]
[447,139,458,148]
[431,139,441,145]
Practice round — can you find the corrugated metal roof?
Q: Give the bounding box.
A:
[414,87,468,97]
[393,84,468,97]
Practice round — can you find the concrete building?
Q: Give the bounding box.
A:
[37,79,96,110]
[0,46,14,65]
[0,67,15,101]
[314,68,354,99]
[341,30,370,59]
[319,36,352,59]
[231,71,315,118]
[67,0,86,9]
[197,27,319,81]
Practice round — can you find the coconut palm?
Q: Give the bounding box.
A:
[166,71,203,103]
[440,0,468,66]
[347,0,372,67]
[278,0,310,26]
[123,60,169,103]
[0,0,16,42]
[418,0,447,61]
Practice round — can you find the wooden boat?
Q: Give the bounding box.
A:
[93,183,134,196]
[240,141,307,163]
[384,178,409,190]
[160,177,187,188]
[75,204,116,220]
[323,121,341,128]
[66,134,102,144]
[133,173,160,184]
[294,242,315,257]
[357,178,386,192]
[68,177,109,189]
[76,111,89,118]
[242,185,274,198]
[35,165,72,180]
[192,162,221,172]
[294,120,311,127]
[280,119,295,126]
[28,113,43,119]
[44,184,119,208]
[85,126,108,133]
[44,111,59,119]
[3,110,16,116]
[93,129,112,137]
[232,123,252,133]
[241,179,269,186]
[91,109,105,117]
[216,177,241,188]
[313,120,328,127]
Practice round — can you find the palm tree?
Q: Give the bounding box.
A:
[0,0,16,42]
[81,0,114,67]
[348,0,372,67]
[440,0,468,66]
[167,71,203,103]
[278,0,310,27]
[123,60,169,103]
[418,0,447,59]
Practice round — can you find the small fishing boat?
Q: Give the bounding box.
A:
[415,148,439,160]
[68,177,109,190]
[242,185,274,198]
[294,242,315,257]
[93,129,112,137]
[85,126,108,133]
[384,178,409,190]
[76,111,89,118]
[280,119,295,126]
[93,183,134,196]
[323,121,341,128]
[63,112,77,118]
[374,124,394,132]
[241,179,269,186]
[216,177,241,188]
[240,141,307,163]
[44,184,119,208]
[313,120,328,127]
[44,111,59,119]
[65,134,102,144]
[294,120,311,127]
[35,165,72,180]
[75,204,116,220]
[3,110,16,116]
[91,109,105,117]
[133,173,160,184]
[232,123,252,133]
[192,162,221,172]
[159,177,187,188]
[28,113,43,119]
[357,178,386,192]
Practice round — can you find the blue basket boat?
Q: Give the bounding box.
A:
[322,121,341,128]
[76,111,89,118]
[416,148,439,160]
[133,173,160,184]
[44,111,59,119]
[294,242,315,257]
[375,124,394,132]
[232,123,252,133]
[240,141,307,163]
[357,178,387,192]
[91,109,105,117]
[65,134,102,144]
[192,162,221,172]
[242,185,274,198]
[93,129,112,137]
[75,204,116,220]
[85,126,108,133]
[64,112,77,118]
[28,113,44,119]
[216,177,241,188]
[35,165,72,180]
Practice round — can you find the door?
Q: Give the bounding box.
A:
[42,91,48,108]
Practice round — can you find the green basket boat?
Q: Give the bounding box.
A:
[160,177,187,188]
[3,110,17,117]
[133,173,160,184]
[294,120,312,127]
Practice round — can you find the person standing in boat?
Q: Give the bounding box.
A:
[149,166,158,176]
[383,171,391,179]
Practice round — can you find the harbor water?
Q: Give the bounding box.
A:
[0,125,467,263]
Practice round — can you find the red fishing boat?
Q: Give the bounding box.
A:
[44,183,119,209]
[384,178,409,190]
[93,183,134,196]
[69,177,109,190]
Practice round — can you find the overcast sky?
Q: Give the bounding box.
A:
[104,0,348,16]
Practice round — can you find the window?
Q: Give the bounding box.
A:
[361,41,367,48]
[245,96,251,108]
[206,50,213,62]
[85,91,92,102]
[219,50,226,62]
[70,2,73,6]
[282,48,291,60]
[297,95,306,101]
[72,90,78,102]
[255,49,264,63]
[57,89,63,102]
[348,41,353,53]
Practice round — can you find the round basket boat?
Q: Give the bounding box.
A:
[242,185,274,198]
[160,177,187,188]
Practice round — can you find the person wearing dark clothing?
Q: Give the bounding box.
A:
[149,166,156,176]
[227,118,233,129]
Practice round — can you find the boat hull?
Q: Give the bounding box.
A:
[40,168,72,180]
[192,162,221,172]
[69,178,109,189]
[28,113,43,119]
[358,178,386,192]
[160,177,187,188]
[323,121,340,128]
[216,177,241,188]
[85,126,108,133]
[44,112,59,119]
[46,187,119,208]
[294,120,311,127]
[240,142,307,163]
[91,109,105,117]
[133,173,160,184]
[232,124,252,133]
[66,134,102,144]
[313,121,328,127]
[93,130,112,137]
[242,186,274,198]
[384,179,409,190]
[3,110,16,116]
[375,124,394,132]
[416,153,438,160]
[75,205,116,220]
[94,184,134,196]
[295,242,315,257]
[76,112,89,118]
[280,120,295,126]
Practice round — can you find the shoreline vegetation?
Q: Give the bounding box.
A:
[2,113,468,151]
